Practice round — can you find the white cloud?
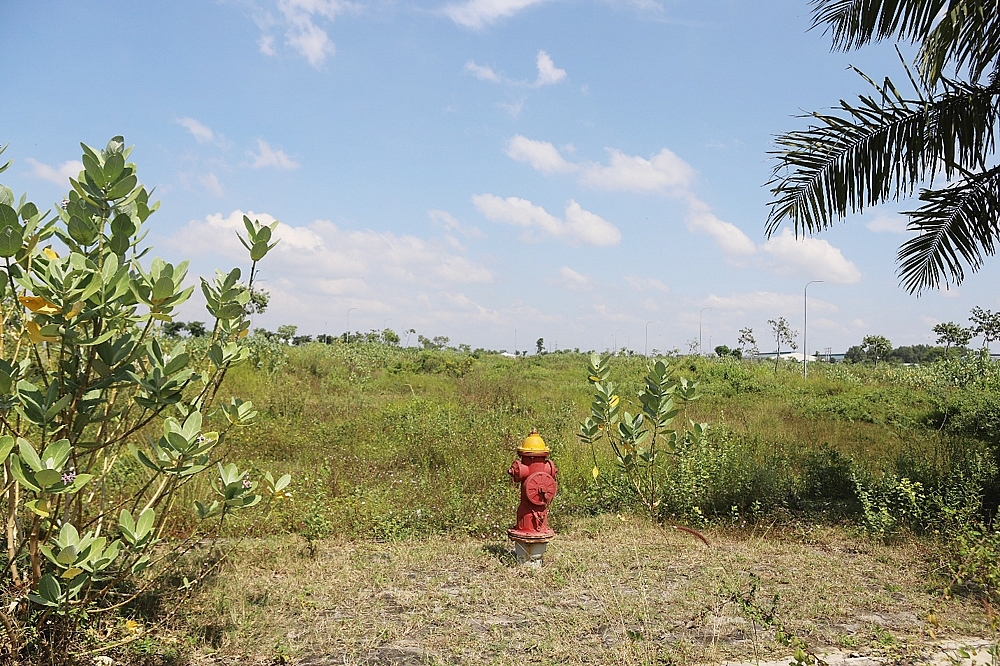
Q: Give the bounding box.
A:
[685,198,756,257]
[505,135,574,174]
[252,0,354,68]
[168,209,490,286]
[443,0,547,29]
[428,209,483,238]
[499,99,525,117]
[605,0,664,11]
[704,290,838,315]
[534,50,566,86]
[258,35,277,56]
[285,20,335,67]
[472,194,621,246]
[200,173,225,197]
[867,212,908,233]
[176,117,217,144]
[465,50,566,88]
[579,147,693,193]
[25,159,82,186]
[508,137,693,193]
[464,60,500,82]
[500,135,762,262]
[559,266,590,291]
[623,275,670,292]
[761,228,862,284]
[246,139,300,170]
[161,209,498,338]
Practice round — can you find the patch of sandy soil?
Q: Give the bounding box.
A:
[185,515,993,665]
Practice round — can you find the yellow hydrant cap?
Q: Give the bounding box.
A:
[518,428,550,455]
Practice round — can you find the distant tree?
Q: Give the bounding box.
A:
[970,306,1000,350]
[163,320,186,337]
[315,334,336,344]
[292,335,312,346]
[861,335,893,368]
[890,344,945,364]
[716,345,743,359]
[737,327,758,358]
[536,337,545,355]
[185,321,207,337]
[686,338,700,355]
[382,328,400,345]
[418,334,449,350]
[844,345,864,364]
[767,317,798,373]
[276,324,297,344]
[933,321,973,355]
[404,328,416,346]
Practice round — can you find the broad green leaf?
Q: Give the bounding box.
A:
[0,222,23,257]
[103,152,124,182]
[67,215,97,245]
[9,455,40,492]
[0,435,14,463]
[82,153,106,187]
[136,507,155,536]
[151,275,174,303]
[107,173,137,199]
[250,240,269,262]
[38,573,61,603]
[34,469,62,488]
[18,438,43,472]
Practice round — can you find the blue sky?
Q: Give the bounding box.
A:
[3,0,998,354]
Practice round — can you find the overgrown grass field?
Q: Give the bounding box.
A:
[109,342,1000,664]
[203,344,998,542]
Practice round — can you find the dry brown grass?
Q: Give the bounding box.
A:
[179,515,990,665]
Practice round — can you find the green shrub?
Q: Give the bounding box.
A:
[0,138,288,659]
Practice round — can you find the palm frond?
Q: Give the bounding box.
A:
[811,0,946,51]
[897,164,1000,293]
[766,75,1000,237]
[919,0,1000,85]
[812,0,1000,87]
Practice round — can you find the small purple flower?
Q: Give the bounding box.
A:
[241,478,252,489]
[61,468,77,485]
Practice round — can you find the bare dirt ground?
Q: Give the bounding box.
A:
[183,515,993,665]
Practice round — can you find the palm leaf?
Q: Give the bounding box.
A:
[897,164,1000,292]
[812,0,946,51]
[766,75,1000,237]
[812,0,1000,86]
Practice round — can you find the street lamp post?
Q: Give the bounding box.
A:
[803,281,823,378]
[346,307,357,344]
[699,307,712,355]
[645,321,654,356]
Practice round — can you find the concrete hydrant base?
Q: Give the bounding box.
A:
[512,540,548,565]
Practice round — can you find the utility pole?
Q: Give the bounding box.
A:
[699,307,712,355]
[346,307,357,344]
[645,321,654,356]
[803,280,823,378]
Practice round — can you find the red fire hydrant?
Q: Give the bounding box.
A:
[507,428,558,564]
